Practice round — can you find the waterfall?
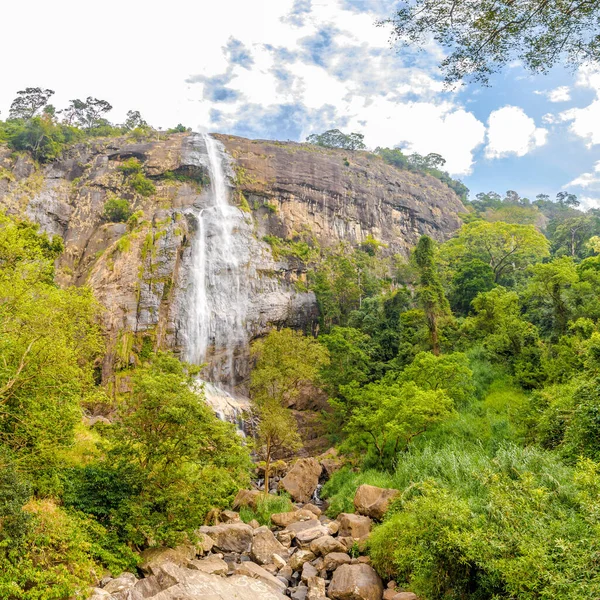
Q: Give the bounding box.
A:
[185,133,250,391]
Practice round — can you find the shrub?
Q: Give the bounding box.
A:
[103,198,132,222]
[239,494,294,526]
[129,172,156,197]
[117,157,143,176]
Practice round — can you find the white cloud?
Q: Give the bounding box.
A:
[0,0,487,175]
[485,106,548,158]
[534,86,571,102]
[566,161,600,188]
[559,66,600,146]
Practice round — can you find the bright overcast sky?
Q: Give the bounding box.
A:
[2,0,600,206]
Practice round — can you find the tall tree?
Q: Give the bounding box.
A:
[414,236,450,355]
[442,221,550,283]
[386,0,600,85]
[8,88,54,120]
[63,97,113,129]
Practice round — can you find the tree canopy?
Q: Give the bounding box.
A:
[386,0,600,84]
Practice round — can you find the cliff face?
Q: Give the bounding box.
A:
[0,132,464,387]
[216,134,465,255]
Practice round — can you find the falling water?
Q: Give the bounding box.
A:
[185,133,250,390]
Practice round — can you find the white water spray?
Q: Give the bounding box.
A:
[185,134,250,390]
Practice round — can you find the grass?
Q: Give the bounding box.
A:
[238,493,294,526]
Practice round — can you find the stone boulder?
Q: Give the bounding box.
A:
[251,526,288,565]
[103,573,137,594]
[328,564,384,600]
[280,458,322,502]
[271,509,317,528]
[392,594,418,600]
[309,535,346,556]
[198,523,253,553]
[323,552,352,571]
[188,556,229,575]
[232,489,261,510]
[337,513,372,539]
[306,575,327,600]
[285,520,329,544]
[234,561,287,594]
[143,567,288,600]
[139,547,196,576]
[289,549,316,570]
[354,485,400,520]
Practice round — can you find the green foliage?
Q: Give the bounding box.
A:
[117,158,156,196]
[0,214,102,491]
[414,236,450,355]
[103,197,132,223]
[341,378,456,467]
[442,221,550,285]
[387,0,600,85]
[0,499,138,599]
[239,494,294,527]
[449,259,495,315]
[375,147,469,200]
[98,353,251,546]
[306,129,366,150]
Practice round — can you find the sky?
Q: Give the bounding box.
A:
[1,0,600,207]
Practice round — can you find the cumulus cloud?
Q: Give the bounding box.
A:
[566,161,600,188]
[534,86,571,102]
[559,66,600,147]
[485,106,548,159]
[564,160,600,209]
[182,0,486,174]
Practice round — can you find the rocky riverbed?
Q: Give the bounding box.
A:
[88,459,417,600]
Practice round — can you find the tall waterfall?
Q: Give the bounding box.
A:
[185,134,250,391]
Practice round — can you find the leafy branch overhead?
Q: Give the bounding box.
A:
[385,0,600,84]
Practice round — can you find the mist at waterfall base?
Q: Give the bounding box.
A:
[183,134,251,431]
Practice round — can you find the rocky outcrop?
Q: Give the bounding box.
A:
[217,134,465,256]
[91,496,424,600]
[0,133,464,393]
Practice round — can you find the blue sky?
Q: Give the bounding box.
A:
[1,0,600,206]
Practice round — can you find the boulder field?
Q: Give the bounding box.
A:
[89,477,416,600]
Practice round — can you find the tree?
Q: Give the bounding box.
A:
[550,214,600,258]
[386,0,600,85]
[0,213,103,491]
[105,353,250,545]
[449,259,496,315]
[254,398,301,496]
[250,329,328,492]
[123,110,148,131]
[8,88,54,120]
[526,257,578,336]
[414,236,450,355]
[63,97,112,130]
[342,379,455,467]
[398,351,474,407]
[442,221,550,284]
[250,329,329,406]
[306,129,366,150]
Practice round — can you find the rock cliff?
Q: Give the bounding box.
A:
[0,132,465,388]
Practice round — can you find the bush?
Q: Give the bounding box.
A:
[365,445,600,600]
[117,157,143,176]
[0,499,137,600]
[129,172,156,197]
[239,494,294,526]
[103,198,132,222]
